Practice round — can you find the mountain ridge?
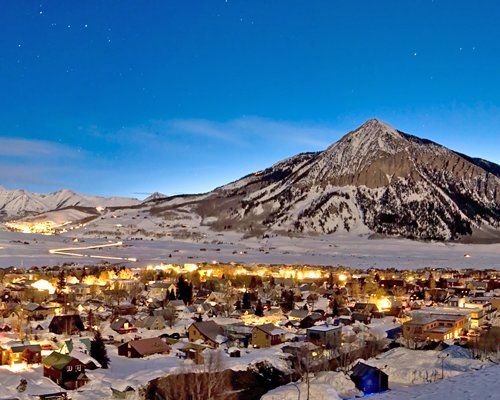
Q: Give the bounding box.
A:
[3,119,500,243]
[0,186,140,221]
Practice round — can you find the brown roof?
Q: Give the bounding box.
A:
[191,320,224,343]
[127,337,170,356]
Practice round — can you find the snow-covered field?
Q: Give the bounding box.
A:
[0,228,499,269]
[362,346,490,386]
[262,345,496,400]
[372,363,500,400]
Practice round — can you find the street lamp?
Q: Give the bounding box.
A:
[437,353,449,380]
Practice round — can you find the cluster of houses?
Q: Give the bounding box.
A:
[0,265,498,396]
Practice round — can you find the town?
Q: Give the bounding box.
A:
[0,261,498,399]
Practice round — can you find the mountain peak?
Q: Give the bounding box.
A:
[143,192,168,203]
[360,118,394,130]
[351,118,400,140]
[317,119,407,181]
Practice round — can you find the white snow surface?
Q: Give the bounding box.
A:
[371,363,500,400]
[363,346,489,386]
[0,186,139,219]
[0,228,498,269]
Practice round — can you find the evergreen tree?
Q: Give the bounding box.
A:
[280,289,294,312]
[255,299,264,317]
[168,288,176,300]
[187,282,193,305]
[330,297,339,317]
[249,276,258,290]
[90,330,110,369]
[177,275,193,305]
[87,309,94,330]
[56,270,67,303]
[242,292,251,309]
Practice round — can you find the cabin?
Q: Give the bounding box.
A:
[188,320,226,348]
[0,343,41,366]
[59,338,92,355]
[43,351,88,390]
[110,317,138,334]
[69,350,101,370]
[117,337,170,358]
[49,315,85,335]
[251,323,287,348]
[351,303,377,324]
[179,342,206,365]
[306,324,342,348]
[299,312,323,329]
[23,302,53,320]
[135,315,166,330]
[111,381,136,399]
[351,362,388,394]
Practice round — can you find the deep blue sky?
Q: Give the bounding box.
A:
[1,0,499,198]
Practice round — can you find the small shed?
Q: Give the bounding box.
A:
[111,381,136,399]
[228,347,241,358]
[350,362,388,394]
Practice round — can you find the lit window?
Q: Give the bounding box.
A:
[76,365,81,372]
[67,366,72,372]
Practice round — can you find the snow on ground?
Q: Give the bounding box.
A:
[0,229,499,269]
[262,346,497,400]
[262,381,342,400]
[363,346,489,386]
[371,363,500,400]
[0,365,63,398]
[0,340,291,400]
[262,371,361,400]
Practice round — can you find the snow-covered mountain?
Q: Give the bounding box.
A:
[144,119,500,242]
[0,187,139,220]
[4,119,500,242]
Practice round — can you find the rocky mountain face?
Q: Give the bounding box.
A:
[3,120,499,242]
[0,187,139,221]
[151,119,500,241]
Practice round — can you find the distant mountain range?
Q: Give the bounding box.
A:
[0,187,139,220]
[3,119,500,242]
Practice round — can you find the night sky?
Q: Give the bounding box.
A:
[1,0,499,198]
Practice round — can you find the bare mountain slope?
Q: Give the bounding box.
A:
[148,119,500,241]
[4,120,500,242]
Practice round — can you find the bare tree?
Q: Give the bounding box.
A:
[306,292,319,310]
[164,303,177,328]
[295,344,329,400]
[160,349,230,400]
[194,349,227,400]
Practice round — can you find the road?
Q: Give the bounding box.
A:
[48,241,137,262]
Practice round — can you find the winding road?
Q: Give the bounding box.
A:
[48,241,138,262]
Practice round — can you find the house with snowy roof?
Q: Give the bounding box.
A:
[188,320,226,348]
[0,342,41,366]
[306,323,342,348]
[134,315,166,330]
[117,337,170,358]
[251,323,287,348]
[43,351,89,390]
[59,338,92,355]
[110,317,137,334]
